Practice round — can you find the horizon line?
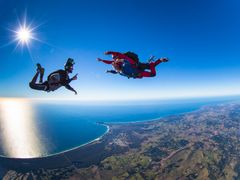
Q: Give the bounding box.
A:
[0,94,240,102]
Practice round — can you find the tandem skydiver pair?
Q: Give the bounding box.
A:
[98,51,168,79]
[29,51,169,94]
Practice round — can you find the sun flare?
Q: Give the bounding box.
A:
[16,26,32,44]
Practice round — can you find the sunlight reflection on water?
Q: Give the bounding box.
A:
[0,98,45,158]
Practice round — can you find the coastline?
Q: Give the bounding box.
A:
[0,102,212,171]
[0,101,229,160]
[1,102,240,179]
[0,103,205,168]
[0,122,112,172]
[0,105,197,159]
[0,123,110,159]
[1,96,232,160]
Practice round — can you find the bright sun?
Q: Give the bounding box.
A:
[4,14,43,50]
[16,27,32,44]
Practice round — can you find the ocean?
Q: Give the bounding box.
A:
[0,96,238,158]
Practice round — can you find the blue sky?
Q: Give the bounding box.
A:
[0,0,240,100]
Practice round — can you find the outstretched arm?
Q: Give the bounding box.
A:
[56,71,77,94]
[97,58,114,64]
[106,70,118,74]
[64,73,78,84]
[65,84,77,95]
[105,51,136,65]
[106,70,130,79]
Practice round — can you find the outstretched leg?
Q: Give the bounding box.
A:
[137,62,150,71]
[137,57,168,71]
[29,64,48,91]
[30,71,40,85]
[136,57,168,78]
[138,62,156,78]
[37,63,45,83]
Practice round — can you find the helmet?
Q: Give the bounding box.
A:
[64,58,75,71]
